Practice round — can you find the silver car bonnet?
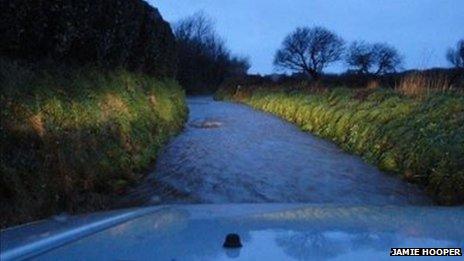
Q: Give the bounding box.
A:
[1,204,463,260]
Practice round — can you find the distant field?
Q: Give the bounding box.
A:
[0,60,187,227]
[216,82,464,205]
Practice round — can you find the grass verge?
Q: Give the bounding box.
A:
[216,85,464,205]
[0,60,188,228]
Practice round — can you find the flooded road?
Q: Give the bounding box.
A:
[122,96,430,206]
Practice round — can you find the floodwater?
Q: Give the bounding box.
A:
[120,96,430,206]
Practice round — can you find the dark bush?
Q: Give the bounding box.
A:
[0,0,177,78]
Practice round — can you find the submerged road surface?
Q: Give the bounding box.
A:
[121,96,430,206]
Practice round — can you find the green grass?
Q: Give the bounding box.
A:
[217,86,464,205]
[0,60,188,227]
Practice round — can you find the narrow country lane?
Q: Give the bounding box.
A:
[120,96,430,206]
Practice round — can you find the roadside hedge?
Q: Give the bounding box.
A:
[0,0,177,78]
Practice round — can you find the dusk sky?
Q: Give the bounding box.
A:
[153,0,464,75]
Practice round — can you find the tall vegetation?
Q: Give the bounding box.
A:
[274,26,345,80]
[175,12,250,94]
[396,72,452,97]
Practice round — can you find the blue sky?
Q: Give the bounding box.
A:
[152,0,464,75]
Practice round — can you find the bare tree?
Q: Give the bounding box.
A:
[175,12,220,50]
[175,12,226,61]
[446,39,464,68]
[274,26,344,79]
[372,43,402,75]
[345,41,402,75]
[345,41,374,74]
[174,12,250,93]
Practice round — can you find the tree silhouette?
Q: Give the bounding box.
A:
[446,39,464,68]
[371,43,402,75]
[274,26,344,79]
[346,41,402,75]
[345,41,374,74]
[175,12,249,93]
